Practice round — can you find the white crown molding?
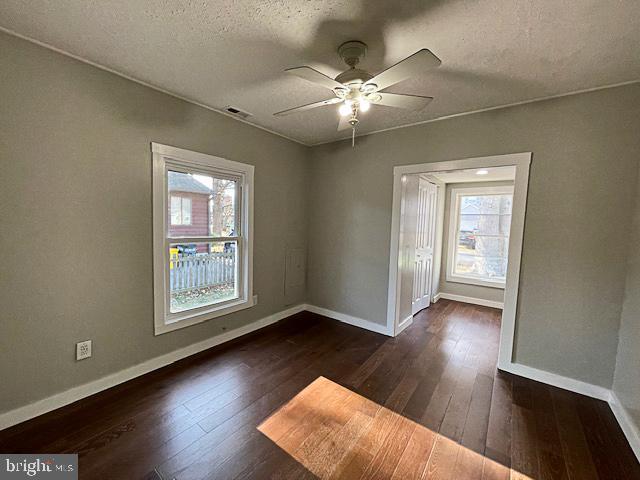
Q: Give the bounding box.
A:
[0,26,309,147]
[3,26,638,149]
[311,80,640,146]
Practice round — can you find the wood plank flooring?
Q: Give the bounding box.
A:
[0,300,638,479]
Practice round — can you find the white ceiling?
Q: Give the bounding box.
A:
[1,1,638,145]
[429,166,516,184]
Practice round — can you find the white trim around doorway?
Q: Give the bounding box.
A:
[386,152,531,370]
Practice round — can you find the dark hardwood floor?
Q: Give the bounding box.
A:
[0,300,638,479]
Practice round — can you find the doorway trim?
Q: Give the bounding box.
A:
[386,152,531,370]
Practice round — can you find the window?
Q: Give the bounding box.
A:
[170,196,192,225]
[152,143,254,334]
[447,186,513,288]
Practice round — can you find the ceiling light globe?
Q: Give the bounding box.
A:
[359,99,371,112]
[339,103,351,116]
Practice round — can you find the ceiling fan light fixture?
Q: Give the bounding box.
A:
[275,42,442,144]
[339,103,352,116]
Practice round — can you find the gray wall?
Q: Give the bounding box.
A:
[613,167,640,434]
[0,32,309,413]
[2,28,639,418]
[308,83,640,388]
[438,181,513,304]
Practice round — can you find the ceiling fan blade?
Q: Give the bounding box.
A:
[374,93,433,110]
[338,115,352,131]
[286,66,346,91]
[274,97,341,116]
[364,49,441,91]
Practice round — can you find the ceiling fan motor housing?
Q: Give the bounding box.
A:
[338,40,367,67]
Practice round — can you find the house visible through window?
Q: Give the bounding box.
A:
[447,186,513,288]
[152,143,254,335]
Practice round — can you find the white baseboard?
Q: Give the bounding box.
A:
[609,392,640,461]
[303,304,393,336]
[396,314,413,336]
[499,361,611,401]
[3,302,638,464]
[0,304,305,431]
[435,292,504,309]
[500,361,640,461]
[432,292,442,303]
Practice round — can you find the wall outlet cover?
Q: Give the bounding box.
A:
[76,340,92,361]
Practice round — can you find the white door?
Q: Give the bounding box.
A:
[412,178,437,315]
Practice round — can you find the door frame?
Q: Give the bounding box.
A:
[386,152,531,370]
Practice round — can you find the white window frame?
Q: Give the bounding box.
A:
[446,185,514,289]
[152,143,254,335]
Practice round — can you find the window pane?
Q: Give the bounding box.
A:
[454,191,512,283]
[210,177,236,237]
[170,196,182,225]
[181,197,192,225]
[460,194,512,215]
[473,236,509,258]
[459,214,500,235]
[169,241,238,313]
[499,195,513,214]
[455,253,507,280]
[500,215,512,235]
[167,170,236,238]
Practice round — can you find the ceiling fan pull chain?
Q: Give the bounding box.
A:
[352,126,356,147]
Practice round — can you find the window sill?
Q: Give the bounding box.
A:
[446,274,506,290]
[154,297,255,335]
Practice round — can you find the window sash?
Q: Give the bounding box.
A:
[166,165,241,239]
[164,165,244,322]
[447,186,513,288]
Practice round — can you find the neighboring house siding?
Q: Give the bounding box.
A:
[168,191,209,252]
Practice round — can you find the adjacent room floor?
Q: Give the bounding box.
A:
[0,300,638,479]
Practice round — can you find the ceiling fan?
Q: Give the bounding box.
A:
[274,41,441,145]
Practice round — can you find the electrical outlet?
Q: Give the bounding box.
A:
[76,340,92,361]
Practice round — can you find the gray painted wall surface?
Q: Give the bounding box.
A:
[613,167,640,434]
[438,181,513,304]
[0,32,309,413]
[2,29,639,417]
[308,83,640,388]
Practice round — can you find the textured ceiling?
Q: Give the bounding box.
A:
[1,1,639,145]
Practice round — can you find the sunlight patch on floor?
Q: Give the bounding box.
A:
[258,376,529,479]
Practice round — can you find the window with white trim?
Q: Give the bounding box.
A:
[447,186,513,288]
[152,143,254,335]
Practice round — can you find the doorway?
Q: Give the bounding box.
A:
[386,153,531,371]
